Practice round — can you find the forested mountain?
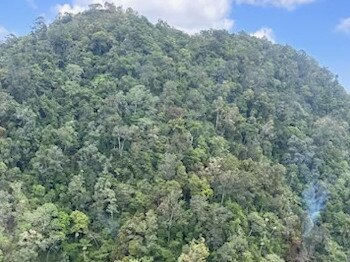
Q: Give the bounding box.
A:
[0,3,350,261]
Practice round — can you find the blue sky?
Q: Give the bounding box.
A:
[0,0,350,89]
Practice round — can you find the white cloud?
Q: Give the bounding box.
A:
[55,0,234,34]
[56,3,86,15]
[26,0,38,9]
[336,18,350,34]
[234,0,316,10]
[0,26,9,41]
[251,27,275,43]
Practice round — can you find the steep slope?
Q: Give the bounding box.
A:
[0,5,349,262]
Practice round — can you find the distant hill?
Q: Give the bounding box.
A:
[0,4,349,261]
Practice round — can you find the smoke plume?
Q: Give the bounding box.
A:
[302,183,327,237]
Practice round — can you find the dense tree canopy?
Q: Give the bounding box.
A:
[0,4,349,261]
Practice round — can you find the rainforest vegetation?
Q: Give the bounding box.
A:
[0,3,350,261]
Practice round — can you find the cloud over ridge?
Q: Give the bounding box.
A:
[251,27,275,43]
[0,26,9,41]
[56,0,317,33]
[56,0,235,34]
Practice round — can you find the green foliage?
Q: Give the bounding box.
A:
[0,5,349,261]
[178,238,210,262]
[70,210,89,235]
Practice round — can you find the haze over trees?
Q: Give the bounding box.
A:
[0,3,349,261]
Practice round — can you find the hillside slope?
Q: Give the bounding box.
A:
[0,5,350,261]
